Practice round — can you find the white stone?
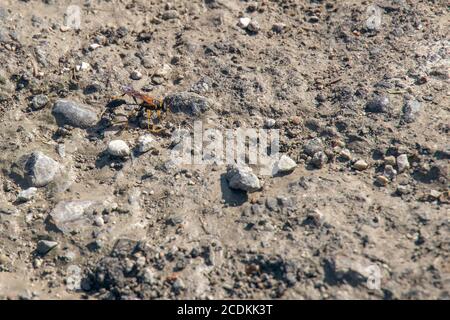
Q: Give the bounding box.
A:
[76,62,90,71]
[107,140,130,157]
[238,17,251,28]
[138,134,155,153]
[89,43,100,50]
[273,155,297,175]
[17,187,37,202]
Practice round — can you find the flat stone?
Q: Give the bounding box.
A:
[36,240,58,255]
[49,200,98,233]
[164,92,210,116]
[52,99,98,128]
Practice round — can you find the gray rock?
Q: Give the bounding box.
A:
[396,154,410,173]
[49,200,98,233]
[303,138,324,156]
[137,134,155,153]
[402,99,421,122]
[31,94,49,110]
[162,10,179,20]
[311,151,328,168]
[107,140,130,157]
[36,240,58,255]
[226,165,261,192]
[25,151,61,187]
[17,187,37,202]
[130,70,142,80]
[164,92,210,116]
[384,165,397,180]
[52,99,98,128]
[366,95,390,113]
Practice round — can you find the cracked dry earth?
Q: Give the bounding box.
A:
[0,0,449,300]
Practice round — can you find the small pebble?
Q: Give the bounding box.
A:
[384,165,397,180]
[130,70,143,80]
[107,140,130,157]
[339,148,352,161]
[17,187,37,202]
[353,159,368,171]
[366,95,390,113]
[384,156,396,166]
[311,151,328,168]
[138,134,156,153]
[238,17,251,28]
[396,154,410,173]
[376,175,389,186]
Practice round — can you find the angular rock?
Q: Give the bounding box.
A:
[36,240,58,255]
[17,187,37,202]
[52,100,98,128]
[311,151,328,168]
[396,154,410,173]
[273,155,297,174]
[226,165,261,192]
[25,151,61,187]
[164,92,210,116]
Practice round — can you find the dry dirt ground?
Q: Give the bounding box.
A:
[0,0,448,300]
